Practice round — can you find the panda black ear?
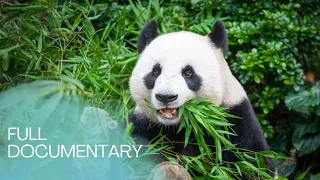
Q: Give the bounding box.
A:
[138,20,159,53]
[208,21,228,53]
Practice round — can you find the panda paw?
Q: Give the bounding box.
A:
[147,162,191,180]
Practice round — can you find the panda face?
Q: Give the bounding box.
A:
[130,20,230,126]
[130,32,226,125]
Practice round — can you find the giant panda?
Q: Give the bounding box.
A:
[129,20,275,178]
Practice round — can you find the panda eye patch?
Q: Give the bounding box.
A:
[152,64,161,76]
[182,65,202,91]
[143,63,161,89]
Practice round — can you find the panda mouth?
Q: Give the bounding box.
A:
[157,108,178,119]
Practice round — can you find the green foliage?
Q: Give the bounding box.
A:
[0,0,319,179]
[292,123,320,156]
[178,99,237,161]
[0,0,135,122]
[285,83,320,156]
[152,99,282,179]
[271,82,320,178]
[223,2,314,118]
[285,82,320,115]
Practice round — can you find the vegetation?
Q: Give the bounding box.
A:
[0,0,319,179]
[170,99,279,179]
[0,81,150,180]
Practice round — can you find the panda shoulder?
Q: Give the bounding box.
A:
[222,75,258,123]
[222,75,248,107]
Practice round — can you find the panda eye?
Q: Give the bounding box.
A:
[152,64,161,76]
[183,69,193,78]
[153,69,161,76]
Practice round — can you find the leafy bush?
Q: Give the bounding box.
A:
[273,82,320,178]
[1,0,319,179]
[0,0,136,122]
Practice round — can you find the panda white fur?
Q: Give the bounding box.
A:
[129,20,274,176]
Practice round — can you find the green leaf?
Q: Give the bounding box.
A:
[208,119,233,126]
[184,126,192,148]
[215,140,222,163]
[292,124,320,156]
[234,164,242,176]
[100,80,121,95]
[192,158,207,173]
[285,82,320,114]
[178,105,185,119]
[37,35,42,53]
[0,44,24,56]
[296,170,308,180]
[240,161,259,172]
[1,52,9,71]
[254,75,260,83]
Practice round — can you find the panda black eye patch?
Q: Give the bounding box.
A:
[182,65,202,91]
[143,63,161,89]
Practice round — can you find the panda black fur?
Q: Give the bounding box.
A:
[129,20,275,176]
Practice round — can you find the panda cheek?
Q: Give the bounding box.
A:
[143,72,158,89]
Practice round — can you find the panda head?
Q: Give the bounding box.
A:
[130,20,237,126]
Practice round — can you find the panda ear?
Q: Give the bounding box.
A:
[208,21,228,53]
[138,20,159,53]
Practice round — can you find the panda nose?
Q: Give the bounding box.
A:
[155,94,178,104]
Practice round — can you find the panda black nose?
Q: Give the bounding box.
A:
[155,94,178,104]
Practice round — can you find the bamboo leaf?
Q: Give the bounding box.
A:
[184,125,192,147]
[0,44,24,56]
